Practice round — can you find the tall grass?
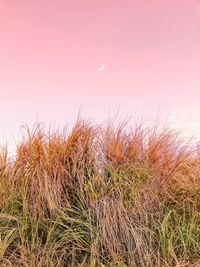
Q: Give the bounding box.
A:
[0,119,200,266]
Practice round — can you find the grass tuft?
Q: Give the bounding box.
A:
[0,118,199,266]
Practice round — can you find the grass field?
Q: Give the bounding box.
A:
[0,119,200,266]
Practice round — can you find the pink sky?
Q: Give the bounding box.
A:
[0,0,200,147]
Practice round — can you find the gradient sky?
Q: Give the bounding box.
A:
[0,0,200,148]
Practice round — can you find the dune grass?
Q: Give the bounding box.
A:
[0,119,200,266]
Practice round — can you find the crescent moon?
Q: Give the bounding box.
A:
[97,64,105,71]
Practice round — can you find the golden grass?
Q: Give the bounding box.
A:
[0,118,200,266]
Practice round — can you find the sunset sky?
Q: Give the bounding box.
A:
[0,0,200,148]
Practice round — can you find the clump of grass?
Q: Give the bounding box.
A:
[0,118,200,266]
